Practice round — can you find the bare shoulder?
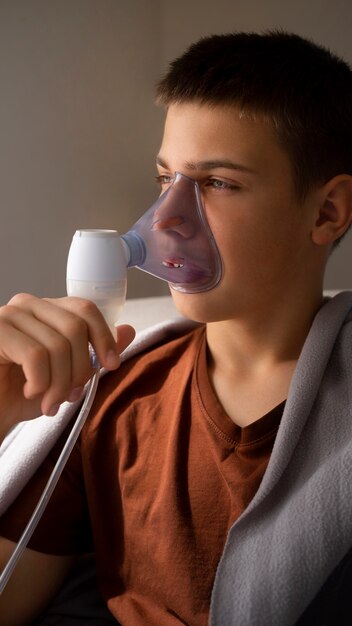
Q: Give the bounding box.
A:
[0,536,75,625]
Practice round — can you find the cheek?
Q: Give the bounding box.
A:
[208,216,299,288]
[207,212,259,262]
[203,191,305,275]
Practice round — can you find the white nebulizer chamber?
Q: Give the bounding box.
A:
[66,229,128,334]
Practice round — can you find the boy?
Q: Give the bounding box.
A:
[1,30,352,625]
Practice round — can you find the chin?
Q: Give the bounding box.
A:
[170,287,233,323]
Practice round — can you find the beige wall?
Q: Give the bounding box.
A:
[0,0,169,302]
[0,0,351,303]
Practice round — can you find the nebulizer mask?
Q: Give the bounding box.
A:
[66,172,222,329]
[0,173,222,593]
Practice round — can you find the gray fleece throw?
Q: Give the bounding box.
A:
[210,290,352,625]
[1,293,352,625]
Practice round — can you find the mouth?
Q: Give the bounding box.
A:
[158,257,213,286]
[162,258,184,269]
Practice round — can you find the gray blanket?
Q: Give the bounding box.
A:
[211,290,352,625]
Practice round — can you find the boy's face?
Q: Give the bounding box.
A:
[156,103,323,322]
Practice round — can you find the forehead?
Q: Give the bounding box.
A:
[160,102,291,176]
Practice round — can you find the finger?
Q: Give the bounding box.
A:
[115,324,136,358]
[2,296,94,403]
[0,319,51,398]
[2,295,135,415]
[47,297,134,371]
[9,294,95,383]
[0,306,76,413]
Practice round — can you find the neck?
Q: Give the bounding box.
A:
[206,288,324,371]
[205,287,324,427]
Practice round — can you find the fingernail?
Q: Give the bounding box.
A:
[67,387,84,403]
[106,349,120,369]
[46,403,60,417]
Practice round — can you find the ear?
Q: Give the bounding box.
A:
[312,175,352,246]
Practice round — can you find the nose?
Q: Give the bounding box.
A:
[151,178,197,238]
[151,215,195,238]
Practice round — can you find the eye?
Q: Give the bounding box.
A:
[206,178,240,192]
[155,174,174,190]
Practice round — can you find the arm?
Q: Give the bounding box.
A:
[0,537,75,625]
[0,293,135,621]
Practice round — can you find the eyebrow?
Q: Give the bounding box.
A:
[156,155,255,174]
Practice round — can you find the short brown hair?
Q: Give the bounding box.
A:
[156,31,352,203]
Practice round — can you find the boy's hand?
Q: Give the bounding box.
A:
[0,293,135,438]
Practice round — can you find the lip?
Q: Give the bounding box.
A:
[159,258,212,284]
[162,257,185,269]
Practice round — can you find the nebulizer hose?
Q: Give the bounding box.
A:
[0,360,100,594]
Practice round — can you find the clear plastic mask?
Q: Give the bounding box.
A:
[121,172,222,293]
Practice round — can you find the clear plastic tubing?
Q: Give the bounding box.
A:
[0,362,99,594]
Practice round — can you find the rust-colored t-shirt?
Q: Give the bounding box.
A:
[0,327,283,625]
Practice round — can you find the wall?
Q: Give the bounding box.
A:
[0,0,169,302]
[0,0,351,303]
[160,0,352,290]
